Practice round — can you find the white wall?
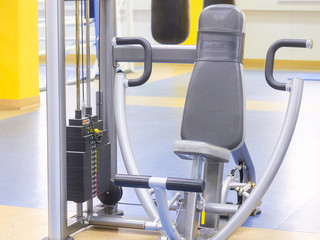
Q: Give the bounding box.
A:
[237,0,320,12]
[237,0,320,60]
[127,0,320,61]
[38,0,320,61]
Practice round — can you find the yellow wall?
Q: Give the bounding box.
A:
[0,1,19,99]
[0,0,39,105]
[183,0,203,45]
[18,0,39,99]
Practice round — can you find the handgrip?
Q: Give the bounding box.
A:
[166,177,205,193]
[114,174,151,189]
[115,37,152,87]
[114,174,205,193]
[265,39,313,91]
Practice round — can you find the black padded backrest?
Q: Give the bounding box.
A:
[181,5,245,150]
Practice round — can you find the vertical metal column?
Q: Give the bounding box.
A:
[86,2,93,211]
[45,0,70,239]
[99,0,117,178]
[183,158,203,240]
[86,0,91,107]
[75,1,84,218]
[75,1,81,111]
[86,1,92,212]
[203,161,224,229]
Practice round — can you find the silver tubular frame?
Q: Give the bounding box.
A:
[88,215,151,230]
[202,161,224,229]
[154,189,183,240]
[99,0,117,179]
[85,1,93,213]
[205,203,239,215]
[86,0,91,107]
[114,72,159,220]
[183,158,203,240]
[221,174,234,204]
[114,45,196,63]
[46,1,304,239]
[45,0,68,239]
[211,78,304,240]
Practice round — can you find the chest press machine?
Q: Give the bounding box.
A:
[44,2,312,240]
[112,5,312,240]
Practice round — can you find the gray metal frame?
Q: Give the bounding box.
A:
[99,0,117,180]
[114,45,196,63]
[44,1,254,239]
[45,1,306,240]
[45,0,69,239]
[114,72,159,221]
[211,78,304,239]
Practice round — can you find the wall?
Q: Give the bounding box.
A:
[0,0,39,109]
[37,1,320,63]
[122,0,320,62]
[237,0,320,61]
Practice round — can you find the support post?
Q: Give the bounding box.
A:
[202,162,224,229]
[45,0,71,239]
[99,0,117,178]
[75,1,80,111]
[86,0,91,107]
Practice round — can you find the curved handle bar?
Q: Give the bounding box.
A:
[265,39,313,91]
[115,37,152,87]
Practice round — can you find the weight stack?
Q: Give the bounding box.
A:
[66,115,111,203]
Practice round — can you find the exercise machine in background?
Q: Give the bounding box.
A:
[44,1,312,240]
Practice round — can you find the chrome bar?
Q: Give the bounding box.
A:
[86,199,93,214]
[66,217,85,237]
[168,192,181,209]
[203,162,224,228]
[221,174,233,204]
[154,189,182,240]
[114,45,196,64]
[88,215,147,230]
[75,1,80,111]
[45,0,68,238]
[205,203,239,215]
[229,182,247,188]
[114,72,159,220]
[86,0,91,107]
[76,203,83,217]
[184,158,203,240]
[100,0,117,178]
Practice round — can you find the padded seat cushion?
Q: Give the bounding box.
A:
[174,140,230,163]
[180,5,245,151]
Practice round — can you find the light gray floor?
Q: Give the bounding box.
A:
[1,69,320,234]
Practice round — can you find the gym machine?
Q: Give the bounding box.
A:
[44,1,312,240]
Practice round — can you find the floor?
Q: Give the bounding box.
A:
[2,205,320,240]
[1,63,320,239]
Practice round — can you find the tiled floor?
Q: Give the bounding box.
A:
[1,64,320,238]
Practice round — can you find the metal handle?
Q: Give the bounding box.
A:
[166,177,205,193]
[265,39,313,91]
[114,174,151,189]
[115,37,152,87]
[114,174,205,193]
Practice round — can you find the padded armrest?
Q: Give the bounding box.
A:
[174,140,230,163]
